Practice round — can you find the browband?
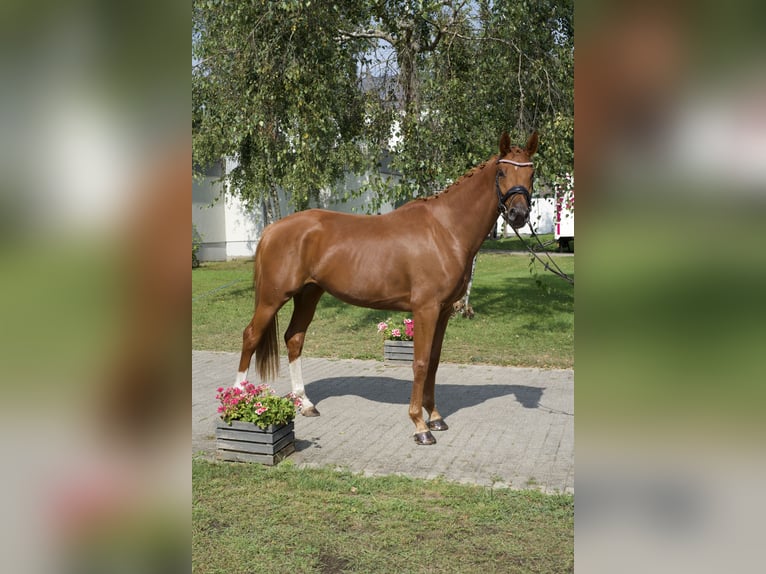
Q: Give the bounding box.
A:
[498,159,534,167]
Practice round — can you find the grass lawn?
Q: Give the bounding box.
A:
[193,459,574,574]
[192,249,573,369]
[482,232,559,252]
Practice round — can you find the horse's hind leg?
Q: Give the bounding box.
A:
[284,283,324,416]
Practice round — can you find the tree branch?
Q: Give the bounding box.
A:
[421,0,469,52]
[450,31,523,55]
[337,28,395,46]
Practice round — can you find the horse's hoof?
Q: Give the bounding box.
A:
[413,431,436,445]
[301,406,320,417]
[427,419,449,431]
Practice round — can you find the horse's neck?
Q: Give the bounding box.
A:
[431,160,498,256]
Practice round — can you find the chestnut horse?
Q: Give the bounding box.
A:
[235,131,538,445]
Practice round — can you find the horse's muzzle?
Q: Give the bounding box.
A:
[507,204,529,229]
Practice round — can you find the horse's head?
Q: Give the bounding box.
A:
[496,131,538,228]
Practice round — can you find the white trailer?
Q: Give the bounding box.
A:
[554,187,574,252]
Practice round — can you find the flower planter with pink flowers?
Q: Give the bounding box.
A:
[383,340,415,364]
[215,382,301,465]
[378,317,415,364]
[215,420,295,465]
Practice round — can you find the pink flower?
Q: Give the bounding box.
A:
[391,328,401,338]
[403,318,413,325]
[377,321,388,332]
[216,382,297,425]
[405,322,414,338]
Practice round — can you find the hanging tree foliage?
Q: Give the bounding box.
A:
[193,0,572,217]
[193,1,369,217]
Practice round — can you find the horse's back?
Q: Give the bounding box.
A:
[257,208,377,267]
[261,207,424,247]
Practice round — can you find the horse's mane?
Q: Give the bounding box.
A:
[403,159,491,206]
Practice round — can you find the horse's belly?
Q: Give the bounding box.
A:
[318,271,412,312]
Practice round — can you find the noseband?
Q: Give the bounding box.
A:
[495,159,533,222]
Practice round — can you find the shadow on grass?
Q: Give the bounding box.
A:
[192,279,253,303]
[221,284,254,301]
[470,274,574,321]
[481,234,556,252]
[304,375,544,420]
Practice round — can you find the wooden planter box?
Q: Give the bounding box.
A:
[384,340,414,364]
[215,420,295,465]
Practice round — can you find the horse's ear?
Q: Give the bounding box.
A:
[526,131,539,157]
[499,132,511,156]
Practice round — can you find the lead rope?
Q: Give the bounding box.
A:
[495,159,574,285]
[511,224,575,285]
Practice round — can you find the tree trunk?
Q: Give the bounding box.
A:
[454,255,477,318]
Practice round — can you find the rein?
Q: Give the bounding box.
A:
[495,158,575,286]
[512,225,575,285]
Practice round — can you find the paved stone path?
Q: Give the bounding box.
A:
[193,350,573,493]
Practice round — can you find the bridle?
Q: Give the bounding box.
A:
[495,158,533,224]
[494,157,575,285]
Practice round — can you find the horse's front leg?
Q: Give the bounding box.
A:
[410,307,440,445]
[423,311,450,432]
